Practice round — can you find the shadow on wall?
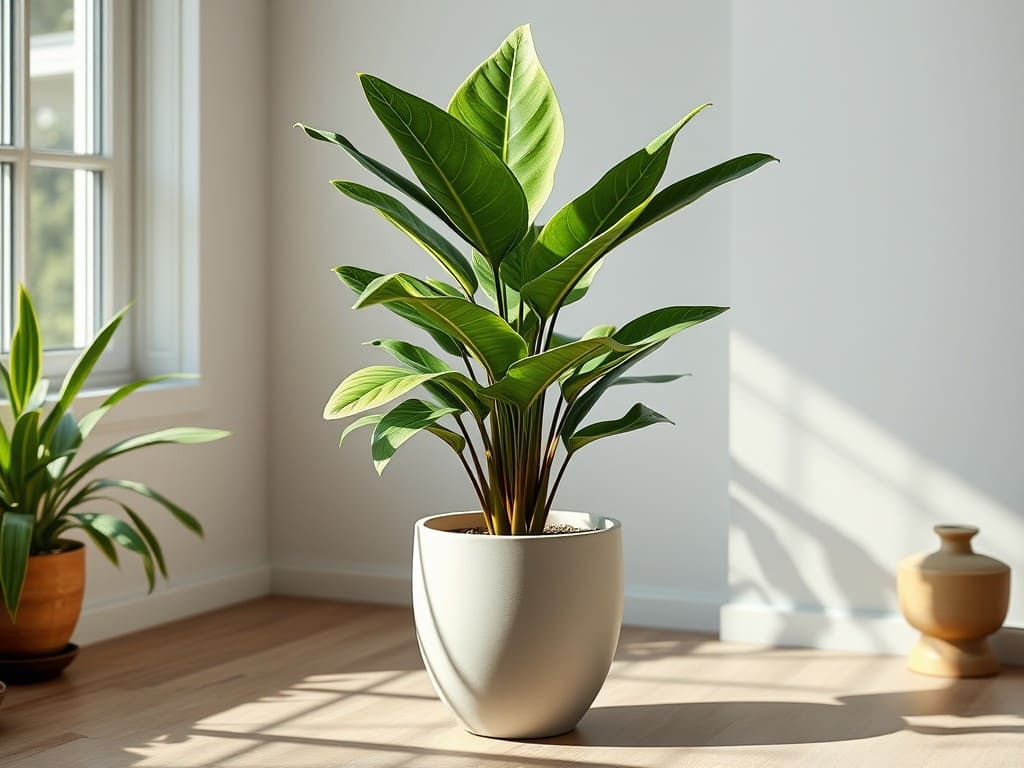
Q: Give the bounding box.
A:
[728,332,1023,648]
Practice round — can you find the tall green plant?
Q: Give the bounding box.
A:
[0,288,229,617]
[299,25,775,535]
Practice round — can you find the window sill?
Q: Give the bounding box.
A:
[1,379,210,434]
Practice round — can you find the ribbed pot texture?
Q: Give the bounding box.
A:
[412,510,623,739]
[0,542,85,656]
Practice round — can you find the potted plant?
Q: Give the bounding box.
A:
[0,287,228,673]
[298,24,774,738]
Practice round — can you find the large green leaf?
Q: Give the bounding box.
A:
[620,153,778,243]
[0,512,33,617]
[355,274,527,378]
[371,399,463,474]
[8,410,41,492]
[9,286,42,415]
[483,337,631,409]
[448,24,563,221]
[295,123,454,225]
[331,181,477,296]
[360,74,529,262]
[566,403,673,454]
[563,305,728,401]
[324,365,473,419]
[339,414,383,447]
[335,266,464,356]
[613,374,689,386]
[369,338,480,416]
[530,104,711,274]
[521,201,647,319]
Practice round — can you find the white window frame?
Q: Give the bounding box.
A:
[1,0,201,403]
[0,0,133,384]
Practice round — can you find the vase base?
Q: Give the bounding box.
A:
[908,634,999,678]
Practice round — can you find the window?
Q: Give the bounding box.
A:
[0,0,131,382]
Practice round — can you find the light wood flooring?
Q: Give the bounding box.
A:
[0,597,1021,767]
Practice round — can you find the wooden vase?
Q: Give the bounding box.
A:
[897,525,1010,677]
[0,542,85,656]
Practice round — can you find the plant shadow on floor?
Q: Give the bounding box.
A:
[534,668,1024,748]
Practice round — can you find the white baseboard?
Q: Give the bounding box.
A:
[270,562,722,632]
[73,565,272,645]
[720,601,1024,665]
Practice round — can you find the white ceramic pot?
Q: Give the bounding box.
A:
[412,510,623,739]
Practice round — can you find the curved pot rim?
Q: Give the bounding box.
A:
[29,539,85,558]
[416,510,621,539]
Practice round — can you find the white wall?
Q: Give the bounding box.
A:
[268,0,736,629]
[724,0,1024,656]
[73,0,271,643]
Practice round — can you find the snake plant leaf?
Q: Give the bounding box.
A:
[46,412,82,480]
[339,414,384,447]
[295,123,454,225]
[563,305,728,401]
[23,379,50,413]
[620,153,779,244]
[448,24,563,221]
[359,74,529,263]
[77,479,205,537]
[371,399,463,474]
[335,266,464,356]
[9,410,41,491]
[483,337,632,409]
[61,428,230,491]
[521,201,647,319]
[9,286,42,416]
[70,512,155,591]
[355,274,528,378]
[529,104,711,277]
[0,511,33,618]
[369,338,485,417]
[566,403,673,454]
[40,304,130,443]
[77,373,198,440]
[119,503,168,579]
[331,181,477,296]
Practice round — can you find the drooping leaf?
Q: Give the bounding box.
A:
[335,266,464,356]
[566,403,673,453]
[369,338,479,415]
[448,24,563,221]
[619,153,779,243]
[80,479,204,537]
[295,123,454,224]
[530,104,711,274]
[359,74,529,262]
[613,374,689,386]
[0,512,33,618]
[70,513,154,591]
[355,274,527,378]
[371,399,462,474]
[483,337,632,409]
[9,286,42,415]
[119,503,168,579]
[331,181,477,296]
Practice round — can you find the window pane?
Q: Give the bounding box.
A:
[1,163,10,351]
[29,165,99,349]
[1,0,12,145]
[30,0,99,153]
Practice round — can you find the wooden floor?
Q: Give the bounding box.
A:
[0,598,1021,767]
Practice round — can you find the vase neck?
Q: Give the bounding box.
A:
[935,525,978,554]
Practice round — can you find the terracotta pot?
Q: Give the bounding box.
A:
[897,525,1010,677]
[412,510,623,739]
[0,542,85,656]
